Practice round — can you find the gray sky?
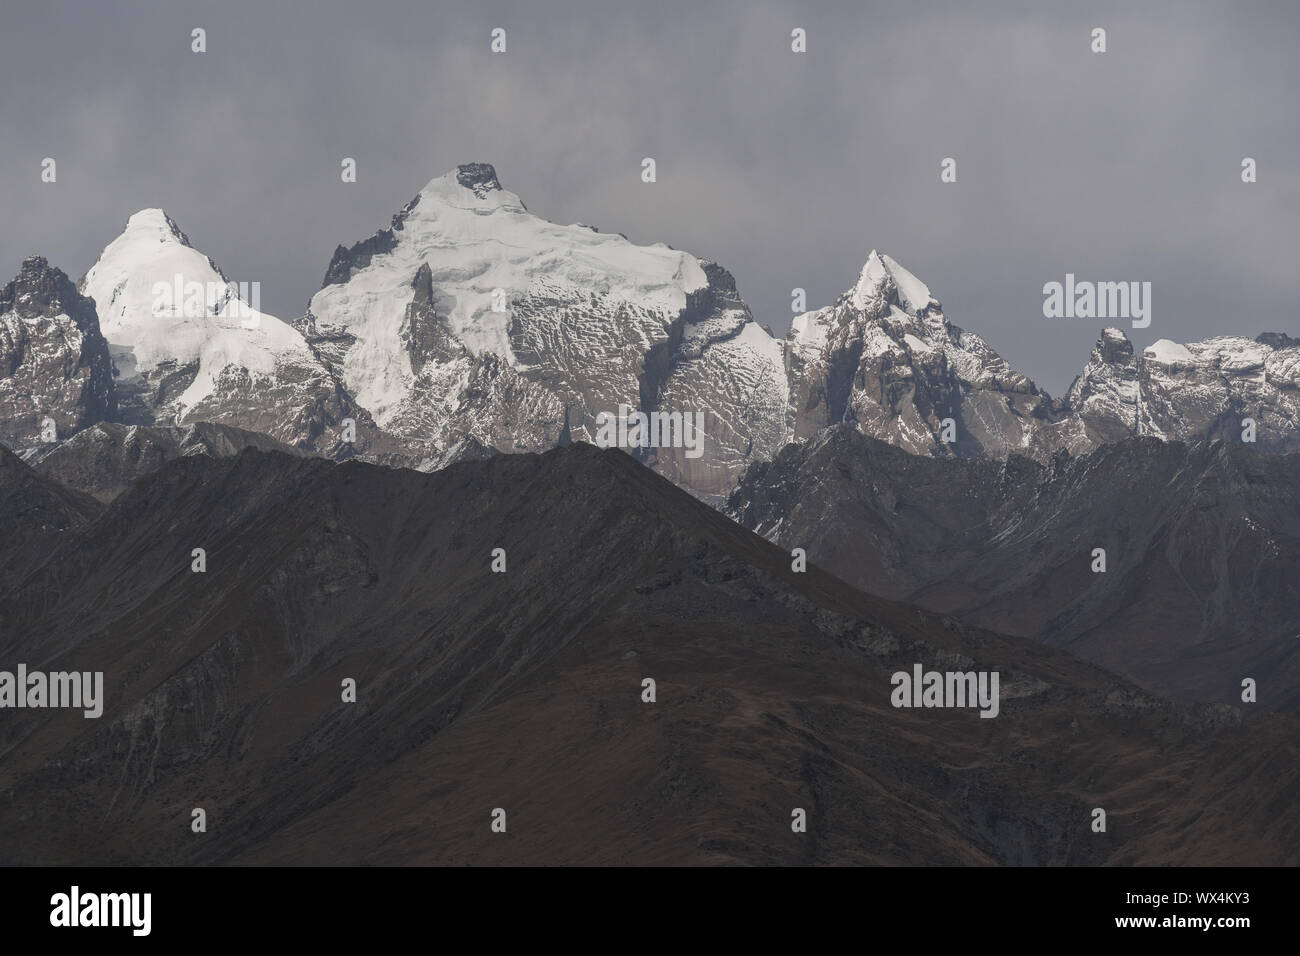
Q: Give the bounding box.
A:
[3,0,1297,395]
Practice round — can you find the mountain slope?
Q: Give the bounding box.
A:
[728,427,1300,709]
[0,443,1295,865]
[0,442,101,594]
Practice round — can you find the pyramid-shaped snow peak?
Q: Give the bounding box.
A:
[849,250,935,316]
[80,210,358,448]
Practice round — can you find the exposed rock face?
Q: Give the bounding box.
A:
[0,256,116,447]
[322,228,400,288]
[1135,334,1300,449]
[1056,327,1141,449]
[645,261,788,500]
[728,426,1300,709]
[1054,327,1300,454]
[781,255,1300,468]
[785,251,1054,460]
[455,162,503,196]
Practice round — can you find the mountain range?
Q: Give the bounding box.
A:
[3,162,1299,865]
[5,163,1300,505]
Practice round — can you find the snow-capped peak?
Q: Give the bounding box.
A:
[848,250,935,316]
[293,163,797,496]
[81,209,327,425]
[412,163,523,213]
[305,162,713,423]
[880,253,934,314]
[849,250,893,312]
[1142,339,1196,368]
[121,208,194,248]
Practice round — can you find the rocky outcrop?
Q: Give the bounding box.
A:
[0,256,115,448]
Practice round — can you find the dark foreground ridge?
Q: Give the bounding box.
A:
[1,442,1296,864]
[19,420,310,502]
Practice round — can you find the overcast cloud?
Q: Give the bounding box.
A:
[2,0,1297,394]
